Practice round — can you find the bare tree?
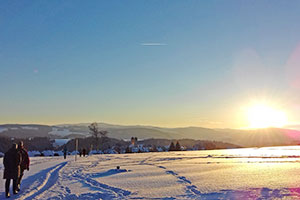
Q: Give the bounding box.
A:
[175,141,181,151]
[88,122,107,150]
[169,141,175,151]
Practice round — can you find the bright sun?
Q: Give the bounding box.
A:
[246,103,287,129]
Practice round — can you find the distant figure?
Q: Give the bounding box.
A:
[82,148,86,157]
[63,146,67,159]
[79,149,82,157]
[3,143,21,198]
[17,141,30,192]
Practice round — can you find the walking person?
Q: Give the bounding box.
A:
[82,148,86,157]
[3,143,21,198]
[17,141,30,192]
[63,146,67,159]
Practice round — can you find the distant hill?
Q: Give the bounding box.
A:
[0,124,53,138]
[1,123,300,147]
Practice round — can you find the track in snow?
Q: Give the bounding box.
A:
[15,162,68,200]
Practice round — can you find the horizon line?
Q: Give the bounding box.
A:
[0,122,299,131]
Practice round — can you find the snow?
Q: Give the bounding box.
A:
[103,149,118,154]
[21,126,39,130]
[71,151,79,155]
[42,150,55,157]
[89,150,103,155]
[2,146,300,199]
[28,151,42,157]
[53,139,70,147]
[55,151,64,156]
[48,127,72,136]
[49,127,86,137]
[0,127,8,133]
[130,144,150,153]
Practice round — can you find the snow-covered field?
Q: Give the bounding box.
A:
[2,146,300,199]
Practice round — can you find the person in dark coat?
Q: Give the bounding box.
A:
[63,146,67,159]
[17,141,30,192]
[3,143,21,198]
[82,148,86,157]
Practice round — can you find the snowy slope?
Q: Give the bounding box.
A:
[1,147,300,199]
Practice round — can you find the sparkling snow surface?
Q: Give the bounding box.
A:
[2,146,300,199]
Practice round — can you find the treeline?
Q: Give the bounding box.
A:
[0,136,54,153]
[0,135,241,156]
[140,138,240,150]
[61,137,241,152]
[60,137,128,152]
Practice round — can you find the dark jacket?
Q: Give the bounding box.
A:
[19,147,30,170]
[3,148,21,179]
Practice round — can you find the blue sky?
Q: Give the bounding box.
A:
[1,1,300,128]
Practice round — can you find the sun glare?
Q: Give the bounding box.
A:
[246,103,287,129]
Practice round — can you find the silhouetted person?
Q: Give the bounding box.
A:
[63,146,67,159]
[3,143,21,198]
[82,148,86,157]
[79,149,82,157]
[17,141,30,192]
